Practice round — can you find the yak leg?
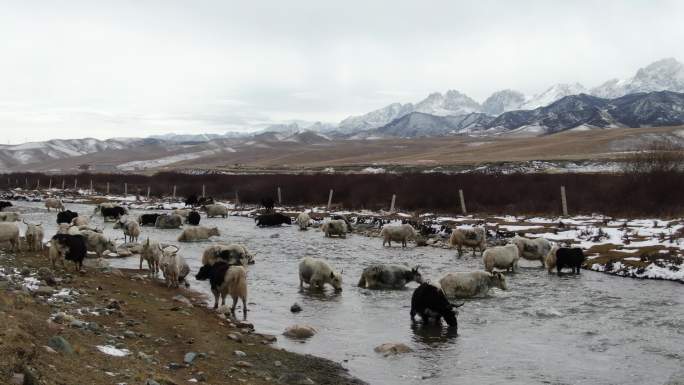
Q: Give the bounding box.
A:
[231,295,238,317]
[211,288,219,309]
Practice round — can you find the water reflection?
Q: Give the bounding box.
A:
[410,322,459,345]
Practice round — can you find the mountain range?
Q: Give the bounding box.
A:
[2,57,684,171]
[339,58,684,133]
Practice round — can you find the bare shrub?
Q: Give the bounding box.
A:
[621,141,684,175]
[3,170,684,217]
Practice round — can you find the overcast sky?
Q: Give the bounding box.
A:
[1,0,683,143]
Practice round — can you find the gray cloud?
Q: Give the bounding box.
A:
[1,0,683,142]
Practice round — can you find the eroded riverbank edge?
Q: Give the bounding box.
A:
[0,251,368,385]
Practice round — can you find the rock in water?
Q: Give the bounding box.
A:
[47,336,73,354]
[283,325,317,339]
[374,342,413,356]
[290,303,302,313]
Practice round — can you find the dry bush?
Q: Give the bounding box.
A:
[621,141,684,175]
[3,170,684,217]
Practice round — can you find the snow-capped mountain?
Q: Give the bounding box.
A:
[591,58,684,98]
[373,112,463,138]
[281,130,332,144]
[372,112,494,138]
[521,83,587,110]
[0,138,148,169]
[338,103,414,133]
[338,90,483,133]
[148,133,228,143]
[482,89,526,115]
[487,91,684,134]
[413,90,482,116]
[260,120,336,135]
[370,90,684,137]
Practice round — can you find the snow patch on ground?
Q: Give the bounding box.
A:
[96,345,131,357]
[117,149,220,171]
[360,167,386,174]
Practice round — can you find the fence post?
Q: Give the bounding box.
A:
[202,184,206,198]
[147,186,151,200]
[62,179,65,190]
[327,189,333,211]
[36,179,40,190]
[172,185,176,200]
[7,178,10,188]
[390,194,396,213]
[106,182,110,195]
[277,186,282,205]
[74,178,77,190]
[235,191,240,208]
[90,180,93,194]
[25,177,28,189]
[124,183,127,197]
[459,189,467,215]
[560,185,568,216]
[49,179,52,190]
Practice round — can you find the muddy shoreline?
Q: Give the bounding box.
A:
[0,251,367,385]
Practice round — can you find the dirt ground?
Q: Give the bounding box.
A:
[0,251,366,385]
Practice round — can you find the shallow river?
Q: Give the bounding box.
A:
[15,202,684,385]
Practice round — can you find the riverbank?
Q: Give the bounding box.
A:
[0,250,366,385]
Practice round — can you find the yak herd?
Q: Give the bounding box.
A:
[0,196,587,333]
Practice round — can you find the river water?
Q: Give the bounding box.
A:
[14,202,684,385]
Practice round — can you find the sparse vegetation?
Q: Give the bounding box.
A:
[3,170,684,217]
[621,141,684,176]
